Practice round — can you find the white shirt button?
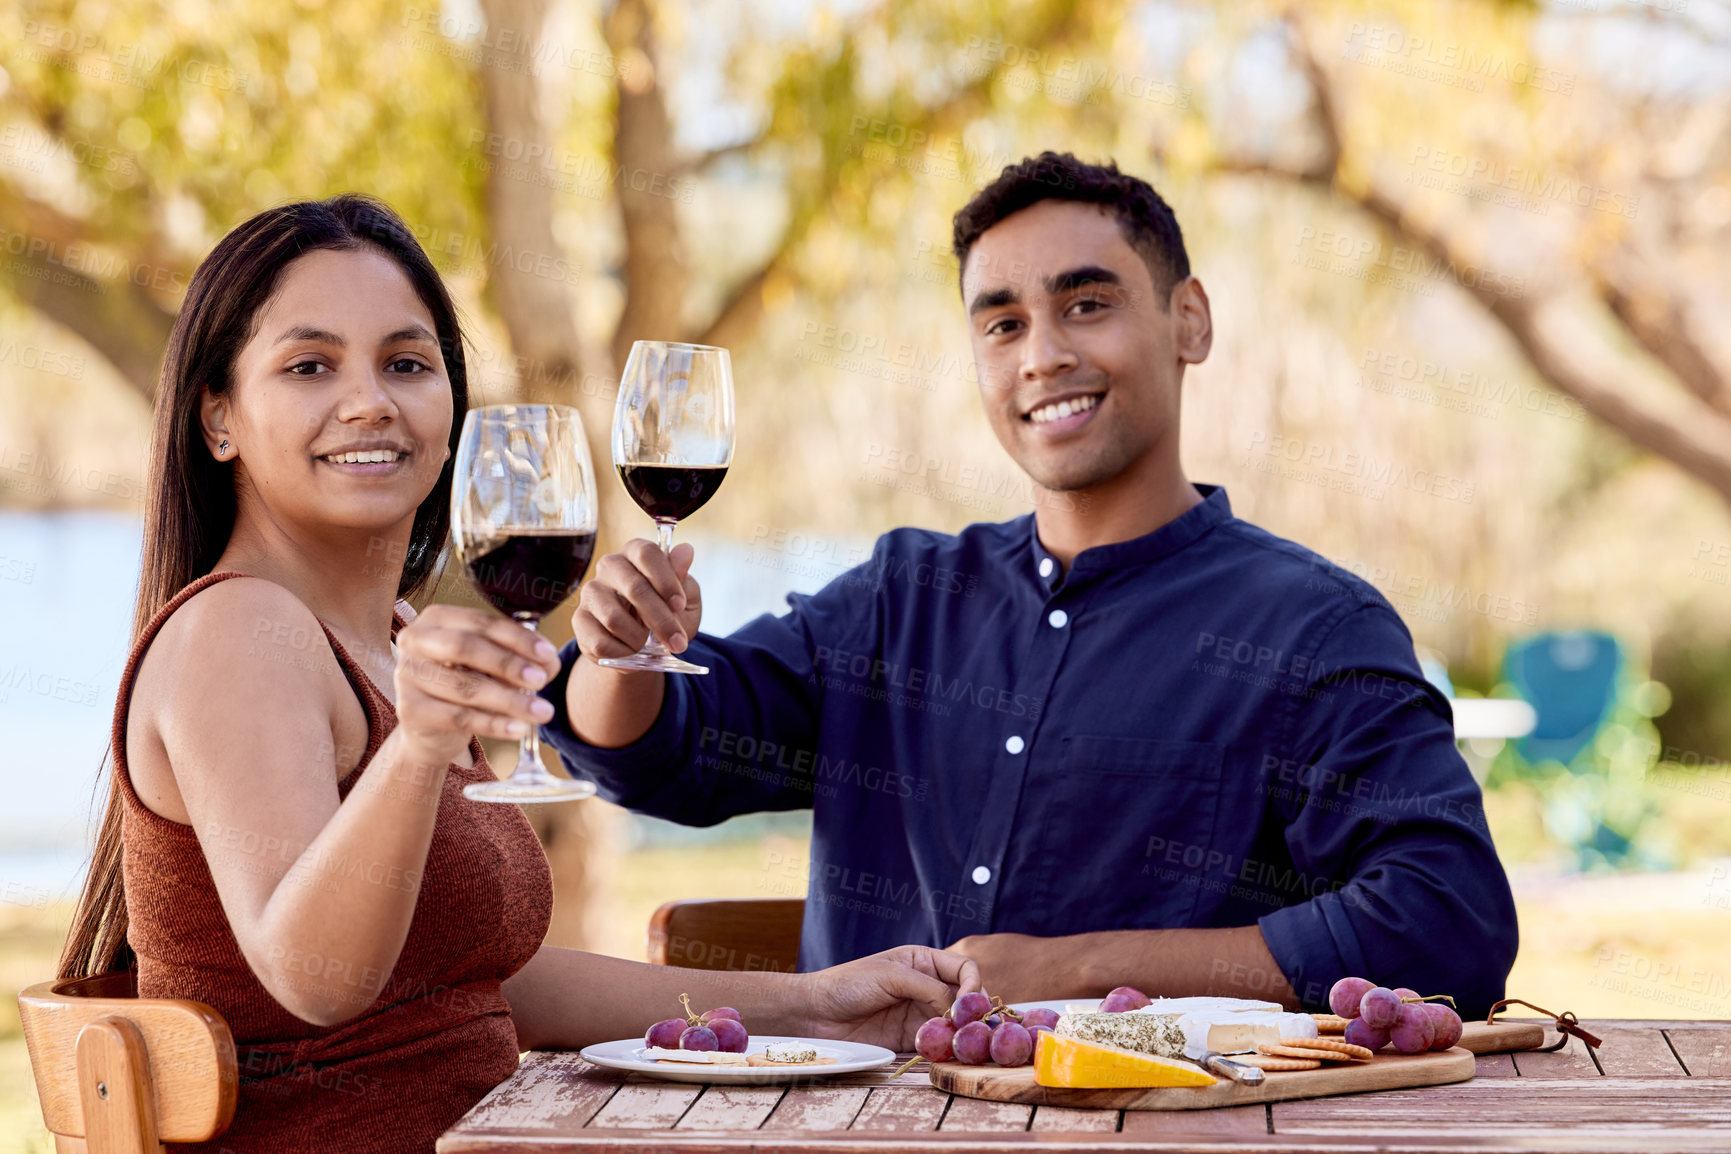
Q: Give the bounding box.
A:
[1038,557,1055,579]
[972,866,992,885]
[1005,735,1025,754]
[1048,609,1069,629]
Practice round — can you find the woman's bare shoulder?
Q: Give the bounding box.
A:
[139,576,343,717]
[154,576,326,656]
[128,576,350,822]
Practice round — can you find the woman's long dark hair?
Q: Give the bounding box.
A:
[59,195,469,979]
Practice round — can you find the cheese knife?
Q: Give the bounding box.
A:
[1189,1049,1265,1086]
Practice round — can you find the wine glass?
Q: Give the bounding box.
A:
[451,404,599,802]
[597,341,735,675]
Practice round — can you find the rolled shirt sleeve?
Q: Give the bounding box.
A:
[537,545,885,826]
[1256,604,1519,1017]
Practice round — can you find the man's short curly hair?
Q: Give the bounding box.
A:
[951,151,1190,303]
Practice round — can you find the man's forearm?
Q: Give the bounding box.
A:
[1073,926,1300,1007]
[564,654,665,749]
[959,926,1301,1008]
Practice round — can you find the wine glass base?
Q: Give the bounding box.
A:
[464,778,599,803]
[595,652,711,674]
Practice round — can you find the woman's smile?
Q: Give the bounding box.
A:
[316,441,415,475]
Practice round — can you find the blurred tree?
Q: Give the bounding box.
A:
[1182,1,1731,503]
[0,0,1099,953]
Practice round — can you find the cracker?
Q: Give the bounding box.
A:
[1310,1014,1350,1034]
[1259,1043,1355,1063]
[743,1055,839,1068]
[1233,1053,1322,1071]
[1280,1036,1373,1060]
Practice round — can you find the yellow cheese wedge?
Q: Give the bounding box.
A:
[1033,1032,1219,1089]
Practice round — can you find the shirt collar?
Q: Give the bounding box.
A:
[1029,484,1232,585]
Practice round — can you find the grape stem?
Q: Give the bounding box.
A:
[890,1054,924,1078]
[1400,994,1458,1008]
[679,992,701,1026]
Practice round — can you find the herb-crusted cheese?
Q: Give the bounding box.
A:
[1054,1011,1187,1058]
[764,1042,818,1063]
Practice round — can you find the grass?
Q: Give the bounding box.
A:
[5,791,1730,1150]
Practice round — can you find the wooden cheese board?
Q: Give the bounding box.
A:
[927,1018,1546,1111]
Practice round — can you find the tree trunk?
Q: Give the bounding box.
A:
[1209,17,1731,508]
[0,189,177,400]
[477,0,623,955]
[604,0,690,369]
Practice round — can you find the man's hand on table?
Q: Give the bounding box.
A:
[797,945,982,1051]
[944,932,1082,1004]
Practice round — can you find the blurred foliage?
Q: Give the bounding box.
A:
[0,0,487,272]
[1,0,1730,858]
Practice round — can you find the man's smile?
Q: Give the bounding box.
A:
[1022,390,1105,435]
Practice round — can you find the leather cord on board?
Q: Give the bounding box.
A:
[1486,998,1604,1053]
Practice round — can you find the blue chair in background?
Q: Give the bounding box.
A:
[1503,631,1623,768]
[1496,630,1666,871]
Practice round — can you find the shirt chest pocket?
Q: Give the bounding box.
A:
[1028,736,1226,933]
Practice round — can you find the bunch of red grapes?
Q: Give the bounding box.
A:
[645,993,749,1053]
[1328,977,1463,1054]
[914,986,1151,1067]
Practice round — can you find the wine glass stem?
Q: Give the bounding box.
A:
[514,615,548,781]
[636,521,679,659]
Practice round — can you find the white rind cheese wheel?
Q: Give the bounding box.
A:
[642,1047,750,1065]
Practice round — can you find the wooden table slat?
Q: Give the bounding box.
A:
[1473,1052,1520,1078]
[1665,1027,1731,1077]
[1271,1077,1731,1132]
[1120,1103,1267,1138]
[1509,1030,1601,1078]
[583,1082,703,1130]
[449,1052,622,1131]
[1028,1105,1119,1132]
[849,1086,950,1131]
[1580,1023,1689,1077]
[761,1085,872,1130]
[672,1085,786,1130]
[937,1095,1034,1131]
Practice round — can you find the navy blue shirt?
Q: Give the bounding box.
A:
[540,486,1518,1015]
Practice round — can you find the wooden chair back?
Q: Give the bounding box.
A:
[647,899,804,973]
[17,971,237,1154]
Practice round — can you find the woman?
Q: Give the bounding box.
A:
[59,195,977,1152]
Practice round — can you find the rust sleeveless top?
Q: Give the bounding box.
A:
[113,571,554,1153]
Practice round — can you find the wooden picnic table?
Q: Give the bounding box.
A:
[438,1019,1731,1153]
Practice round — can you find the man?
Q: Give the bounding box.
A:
[538,152,1518,1014]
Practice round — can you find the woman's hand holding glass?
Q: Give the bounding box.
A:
[392,604,563,768]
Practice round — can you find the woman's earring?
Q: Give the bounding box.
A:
[218,440,230,456]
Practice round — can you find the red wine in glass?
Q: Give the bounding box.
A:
[465,531,597,619]
[616,465,727,523]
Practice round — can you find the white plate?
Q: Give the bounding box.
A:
[579,1034,896,1084]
